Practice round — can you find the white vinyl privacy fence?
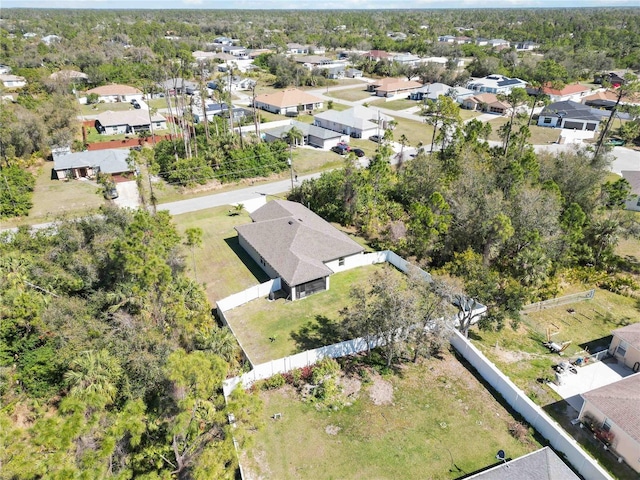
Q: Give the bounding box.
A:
[450,329,614,480]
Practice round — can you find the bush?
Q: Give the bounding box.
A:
[311,357,340,385]
[260,373,285,390]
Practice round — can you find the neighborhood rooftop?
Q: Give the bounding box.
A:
[254,89,323,108]
[612,322,640,349]
[96,110,166,128]
[581,373,640,445]
[86,84,142,95]
[235,200,363,286]
[52,149,131,175]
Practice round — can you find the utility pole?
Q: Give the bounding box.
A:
[288,144,294,191]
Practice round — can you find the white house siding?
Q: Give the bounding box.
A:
[579,402,640,473]
[608,334,640,369]
[324,251,365,274]
[624,196,640,212]
[237,235,279,280]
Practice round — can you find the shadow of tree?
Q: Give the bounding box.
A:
[223,236,271,283]
[290,315,348,351]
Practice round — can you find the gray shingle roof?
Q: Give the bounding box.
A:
[539,101,603,123]
[582,373,640,444]
[465,447,580,479]
[53,149,132,174]
[235,200,364,286]
[621,172,640,197]
[263,121,342,141]
[96,110,165,128]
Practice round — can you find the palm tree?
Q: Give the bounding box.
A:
[64,350,123,407]
[282,126,304,189]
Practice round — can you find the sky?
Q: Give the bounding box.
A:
[3,0,640,9]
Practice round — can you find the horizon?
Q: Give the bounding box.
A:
[3,1,640,10]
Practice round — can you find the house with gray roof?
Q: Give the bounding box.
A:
[467,74,527,95]
[464,446,580,479]
[537,101,603,132]
[314,106,392,139]
[95,110,167,135]
[579,373,640,473]
[262,120,346,150]
[53,148,133,180]
[410,82,474,103]
[235,200,364,300]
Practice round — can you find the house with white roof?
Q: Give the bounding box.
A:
[84,84,143,103]
[262,120,346,150]
[314,106,392,139]
[410,83,474,103]
[0,74,26,88]
[466,74,527,95]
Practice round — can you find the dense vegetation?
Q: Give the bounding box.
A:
[290,123,640,330]
[0,207,260,478]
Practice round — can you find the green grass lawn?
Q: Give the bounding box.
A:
[368,98,417,111]
[459,108,480,121]
[172,206,270,303]
[84,127,129,143]
[242,351,542,480]
[326,88,373,103]
[486,118,562,145]
[225,264,398,364]
[0,161,104,229]
[471,288,639,398]
[392,116,435,148]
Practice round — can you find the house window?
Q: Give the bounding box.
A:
[616,340,627,357]
[543,117,552,124]
[602,418,613,432]
[338,257,345,266]
[636,197,640,207]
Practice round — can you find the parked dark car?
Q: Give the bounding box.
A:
[605,138,625,146]
[133,103,141,109]
[130,99,138,105]
[352,148,365,157]
[104,187,119,200]
[331,144,349,155]
[369,135,381,143]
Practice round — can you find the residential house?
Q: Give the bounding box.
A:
[213,36,234,46]
[467,74,528,95]
[49,69,88,82]
[222,45,248,58]
[537,101,602,132]
[578,373,640,473]
[85,84,143,103]
[41,34,61,45]
[422,56,464,68]
[0,65,11,74]
[158,78,199,95]
[487,38,510,49]
[364,50,393,62]
[286,43,309,55]
[262,120,346,149]
[595,72,626,88]
[314,105,392,139]
[410,82,474,103]
[95,110,167,135]
[294,55,333,68]
[191,103,248,124]
[309,45,326,55]
[387,32,407,41]
[514,41,540,51]
[253,89,324,115]
[583,90,640,110]
[192,50,217,62]
[528,83,592,103]
[462,93,511,114]
[454,36,472,44]
[345,68,363,78]
[438,35,456,43]
[53,148,133,180]
[235,200,364,300]
[0,74,26,88]
[248,48,272,59]
[609,322,640,370]
[621,171,640,212]
[475,37,489,46]
[230,77,256,91]
[393,53,421,66]
[368,78,423,99]
[323,65,346,79]
[464,447,580,480]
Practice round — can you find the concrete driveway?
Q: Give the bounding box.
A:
[113,181,140,209]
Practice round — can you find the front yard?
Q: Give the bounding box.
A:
[486,117,563,145]
[326,87,373,102]
[224,264,395,364]
[242,351,542,480]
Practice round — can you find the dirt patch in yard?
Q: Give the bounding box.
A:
[368,374,394,405]
[491,346,545,364]
[325,424,341,435]
[338,375,362,401]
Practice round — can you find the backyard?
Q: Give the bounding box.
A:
[241,350,542,480]
[0,160,104,229]
[224,264,394,364]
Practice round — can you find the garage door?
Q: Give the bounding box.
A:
[563,121,584,130]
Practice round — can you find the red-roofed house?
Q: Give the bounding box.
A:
[253,89,324,115]
[365,50,393,61]
[538,83,592,103]
[367,78,422,99]
[578,373,640,473]
[85,84,143,103]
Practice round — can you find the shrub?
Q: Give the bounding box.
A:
[311,357,340,385]
[260,373,285,390]
[508,421,530,443]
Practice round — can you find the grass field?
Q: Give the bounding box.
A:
[392,116,435,147]
[242,351,542,480]
[0,161,104,229]
[368,98,417,111]
[326,87,372,102]
[459,108,481,121]
[172,206,270,303]
[486,118,561,145]
[225,264,397,364]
